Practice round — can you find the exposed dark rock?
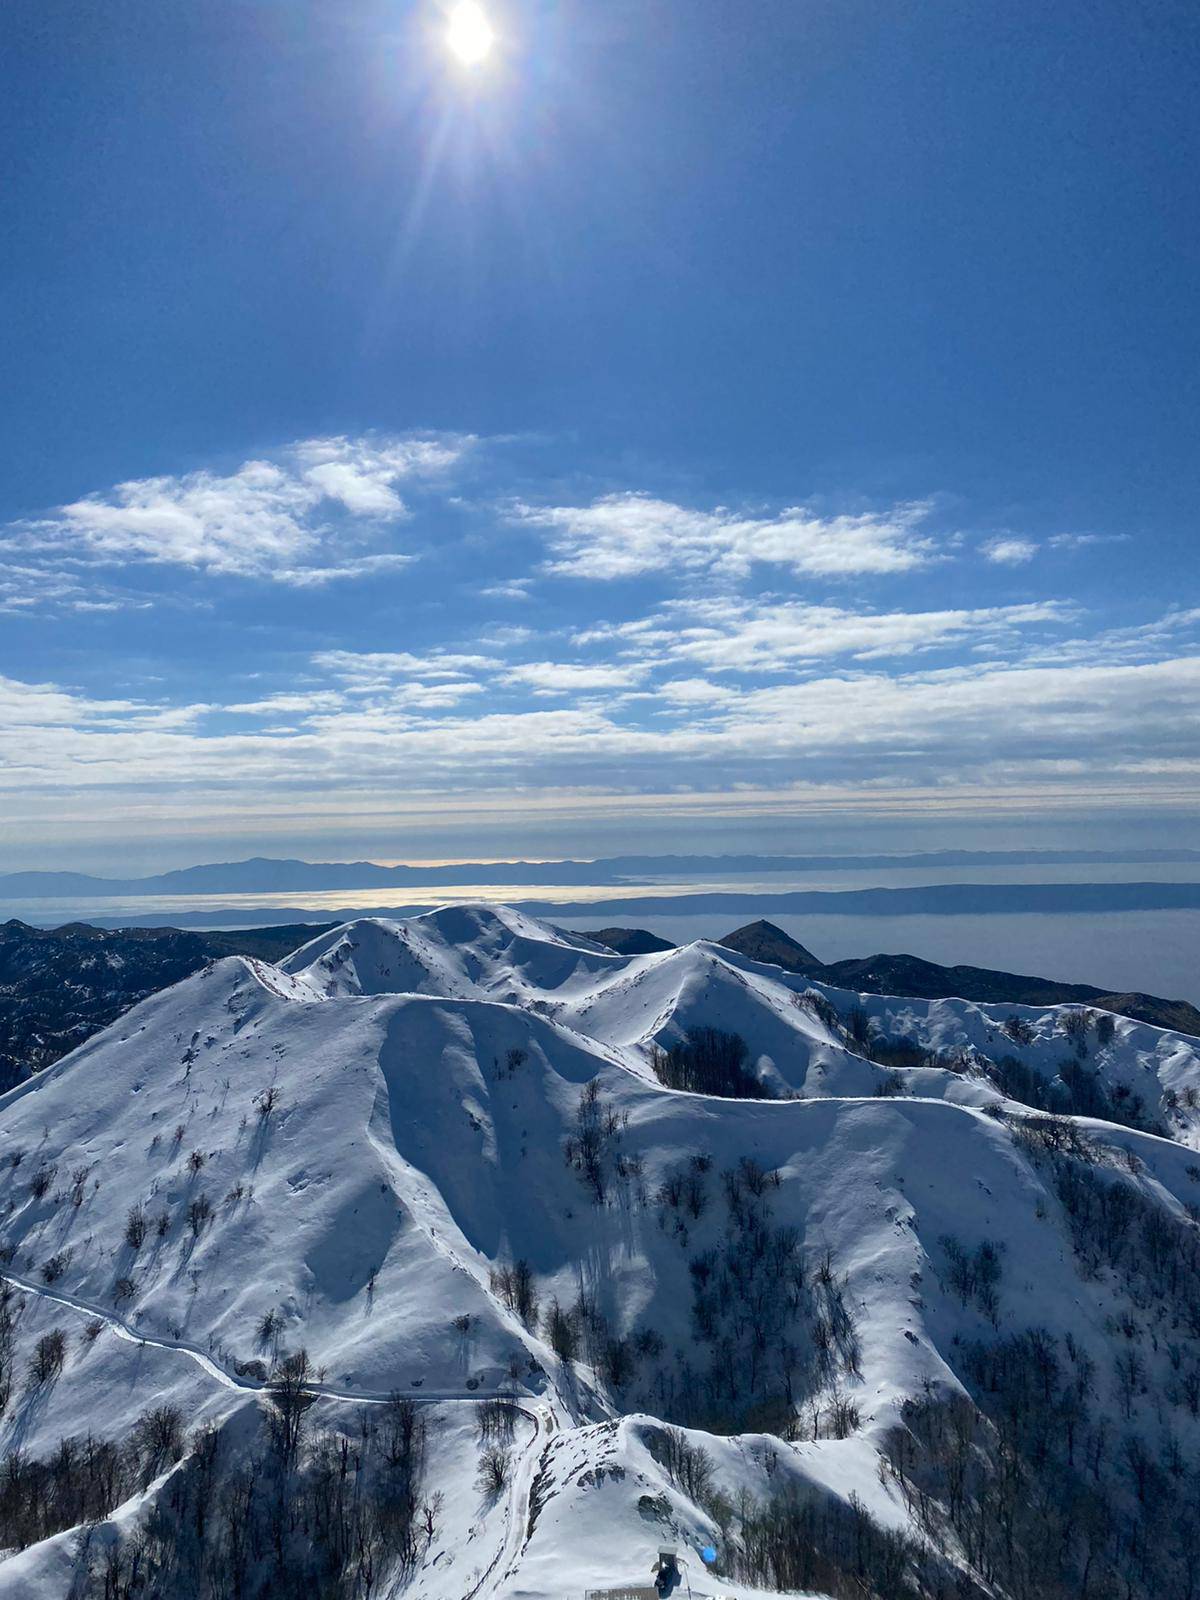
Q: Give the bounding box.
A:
[716,919,823,973]
[583,927,676,955]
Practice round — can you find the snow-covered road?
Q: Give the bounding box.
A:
[0,1267,540,1411]
[1,1266,556,1600]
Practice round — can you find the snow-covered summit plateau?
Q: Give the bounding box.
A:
[3,904,1200,1600]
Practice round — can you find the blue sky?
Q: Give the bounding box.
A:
[2,0,1198,871]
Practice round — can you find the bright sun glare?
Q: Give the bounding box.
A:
[446,2,495,66]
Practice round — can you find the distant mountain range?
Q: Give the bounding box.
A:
[2,847,1199,898]
[25,879,1200,932]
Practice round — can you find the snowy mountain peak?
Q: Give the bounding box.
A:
[282,903,623,1003]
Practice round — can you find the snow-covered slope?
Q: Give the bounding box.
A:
[3,904,1200,1600]
[283,904,1200,1135]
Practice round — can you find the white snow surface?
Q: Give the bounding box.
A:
[2,902,1200,1599]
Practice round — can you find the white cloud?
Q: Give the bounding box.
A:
[709,656,1200,781]
[1049,533,1131,550]
[577,598,1076,674]
[480,579,534,601]
[1014,608,1200,667]
[0,560,147,617]
[225,691,349,717]
[313,649,497,684]
[479,625,534,647]
[300,462,405,516]
[293,435,461,516]
[271,553,415,587]
[517,493,937,579]
[502,661,647,696]
[54,460,320,574]
[5,652,1197,808]
[5,434,1193,850]
[982,536,1038,565]
[0,674,176,730]
[15,433,468,586]
[656,677,739,706]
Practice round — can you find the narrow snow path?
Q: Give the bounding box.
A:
[0,1268,535,1410]
[462,1402,551,1600]
[3,1273,563,1600]
[2,1269,558,1600]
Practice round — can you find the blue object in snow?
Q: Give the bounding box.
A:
[700,1546,717,1565]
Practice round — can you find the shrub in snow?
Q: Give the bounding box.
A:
[124,1204,148,1249]
[28,1163,56,1201]
[476,1444,511,1496]
[475,1397,517,1443]
[489,1258,538,1328]
[563,1079,629,1202]
[41,1249,71,1284]
[650,1027,769,1099]
[28,1327,66,1386]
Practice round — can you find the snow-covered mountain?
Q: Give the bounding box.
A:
[285,906,1200,1135]
[3,904,1200,1600]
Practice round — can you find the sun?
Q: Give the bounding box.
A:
[446,2,495,66]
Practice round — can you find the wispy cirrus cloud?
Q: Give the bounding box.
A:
[1017,606,1200,667]
[12,434,468,586]
[270,552,418,587]
[313,649,498,685]
[2,426,1184,858]
[515,492,938,579]
[0,561,89,615]
[576,597,1077,673]
[0,559,154,618]
[1049,532,1132,551]
[479,578,534,601]
[3,652,1198,806]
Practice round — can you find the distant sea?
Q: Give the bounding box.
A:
[4,859,1197,1004]
[557,909,1199,1005]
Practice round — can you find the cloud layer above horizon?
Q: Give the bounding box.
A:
[2,431,1197,860]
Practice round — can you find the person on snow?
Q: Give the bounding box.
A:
[651,1551,680,1596]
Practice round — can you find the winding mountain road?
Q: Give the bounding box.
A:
[2,1267,557,1598]
[0,1266,537,1410]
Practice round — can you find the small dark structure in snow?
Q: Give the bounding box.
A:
[584,1588,659,1600]
[584,1552,680,1600]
